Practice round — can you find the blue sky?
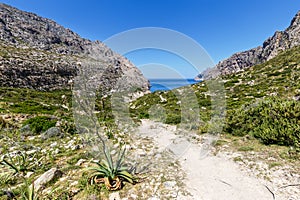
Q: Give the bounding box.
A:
[2,0,300,78]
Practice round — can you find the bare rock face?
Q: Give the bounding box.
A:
[201,11,300,79]
[0,3,149,92]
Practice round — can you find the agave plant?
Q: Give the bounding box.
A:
[0,151,41,176]
[88,145,135,191]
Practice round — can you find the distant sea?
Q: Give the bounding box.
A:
[149,79,201,92]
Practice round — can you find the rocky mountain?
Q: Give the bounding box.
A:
[201,11,300,79]
[0,3,149,92]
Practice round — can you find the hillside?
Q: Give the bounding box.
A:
[0,3,149,92]
[201,10,300,79]
[0,41,298,200]
[131,45,300,125]
[0,3,299,200]
[130,45,300,147]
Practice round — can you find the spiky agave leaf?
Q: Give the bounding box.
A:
[103,145,114,171]
[117,170,134,184]
[2,158,19,174]
[88,167,108,177]
[115,147,126,172]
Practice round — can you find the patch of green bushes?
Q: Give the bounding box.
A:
[9,100,58,114]
[225,97,300,148]
[0,87,71,115]
[165,114,181,124]
[23,116,57,134]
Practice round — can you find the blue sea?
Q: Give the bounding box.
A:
[149,79,201,92]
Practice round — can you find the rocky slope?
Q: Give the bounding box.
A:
[201,11,300,79]
[0,3,149,92]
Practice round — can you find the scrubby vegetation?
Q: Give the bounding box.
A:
[0,87,71,115]
[0,44,300,199]
[130,46,300,150]
[226,97,300,148]
[0,81,146,199]
[23,116,58,135]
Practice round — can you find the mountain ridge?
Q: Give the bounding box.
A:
[200,10,300,79]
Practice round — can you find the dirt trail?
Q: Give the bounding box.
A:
[138,119,274,200]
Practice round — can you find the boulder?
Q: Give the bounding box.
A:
[20,124,33,136]
[32,168,62,192]
[41,127,63,140]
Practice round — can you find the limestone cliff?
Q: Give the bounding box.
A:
[0,3,149,92]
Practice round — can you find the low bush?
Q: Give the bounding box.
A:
[23,116,57,134]
[165,113,181,124]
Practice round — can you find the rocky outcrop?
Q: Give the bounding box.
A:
[0,3,149,92]
[201,11,300,79]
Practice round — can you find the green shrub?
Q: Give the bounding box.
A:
[225,97,300,148]
[138,112,149,119]
[225,107,252,136]
[23,116,57,134]
[165,114,181,124]
[60,119,77,135]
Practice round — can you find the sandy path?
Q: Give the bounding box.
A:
[138,119,274,200]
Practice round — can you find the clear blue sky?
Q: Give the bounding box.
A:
[2,0,300,78]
